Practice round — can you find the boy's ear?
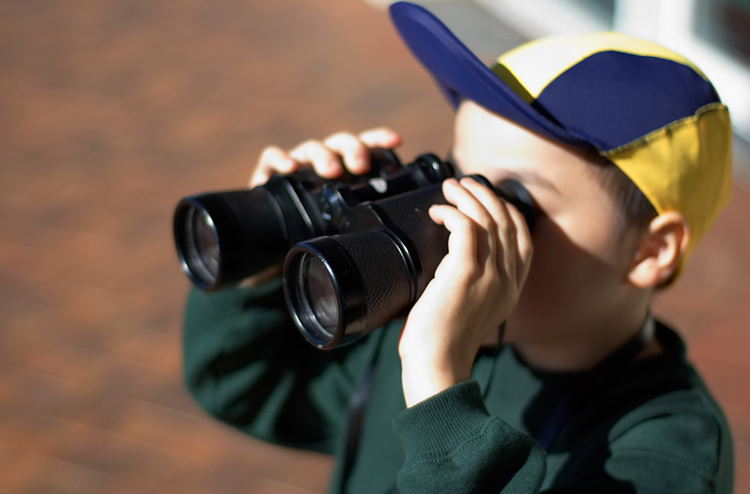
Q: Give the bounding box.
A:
[627,212,690,289]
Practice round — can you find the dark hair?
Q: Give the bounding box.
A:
[589,154,678,289]
[596,158,657,233]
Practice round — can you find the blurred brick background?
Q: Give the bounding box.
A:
[0,0,748,492]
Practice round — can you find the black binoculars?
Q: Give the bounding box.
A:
[173,149,534,350]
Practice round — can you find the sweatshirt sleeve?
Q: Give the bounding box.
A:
[392,380,731,494]
[182,279,375,453]
[392,381,547,493]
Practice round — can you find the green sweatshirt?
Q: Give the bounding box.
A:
[183,280,733,493]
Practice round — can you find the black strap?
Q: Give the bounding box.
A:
[340,323,503,489]
[340,333,384,492]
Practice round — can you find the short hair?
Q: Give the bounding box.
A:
[593,154,657,233]
[590,155,678,289]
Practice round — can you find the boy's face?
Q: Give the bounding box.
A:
[451,101,644,347]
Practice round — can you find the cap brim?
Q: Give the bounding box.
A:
[389,2,587,148]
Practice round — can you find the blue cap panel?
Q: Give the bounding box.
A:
[389,1,588,148]
[532,52,721,151]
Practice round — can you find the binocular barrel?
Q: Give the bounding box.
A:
[283,177,535,350]
[173,177,321,291]
[172,149,454,291]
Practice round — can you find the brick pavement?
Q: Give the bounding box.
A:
[0,0,748,492]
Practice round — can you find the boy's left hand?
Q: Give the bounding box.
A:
[399,177,533,407]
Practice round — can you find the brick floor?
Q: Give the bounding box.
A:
[1,0,748,492]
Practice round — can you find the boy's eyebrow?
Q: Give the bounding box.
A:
[504,170,560,194]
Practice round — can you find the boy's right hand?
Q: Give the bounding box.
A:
[249,128,403,187]
[398,177,533,407]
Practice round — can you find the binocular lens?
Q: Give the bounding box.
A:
[292,252,340,345]
[181,205,221,287]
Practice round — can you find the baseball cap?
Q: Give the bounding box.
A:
[389,1,732,257]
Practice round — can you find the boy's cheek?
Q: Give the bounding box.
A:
[510,220,610,307]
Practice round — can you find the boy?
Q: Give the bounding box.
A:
[183,2,733,492]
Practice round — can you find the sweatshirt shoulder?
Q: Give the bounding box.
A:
[605,320,734,492]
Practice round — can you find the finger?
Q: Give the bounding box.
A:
[250,146,298,187]
[358,127,403,149]
[460,177,518,277]
[323,132,371,175]
[428,204,478,275]
[459,177,507,220]
[289,140,343,179]
[505,203,534,286]
[442,179,495,264]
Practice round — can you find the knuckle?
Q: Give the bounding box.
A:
[292,140,324,156]
[324,132,360,150]
[452,212,477,237]
[358,127,388,141]
[464,207,494,236]
[259,145,283,161]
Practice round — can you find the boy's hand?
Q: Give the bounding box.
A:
[249,128,402,187]
[399,177,533,407]
[241,128,401,286]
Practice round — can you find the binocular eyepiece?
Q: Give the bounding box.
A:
[173,149,535,350]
